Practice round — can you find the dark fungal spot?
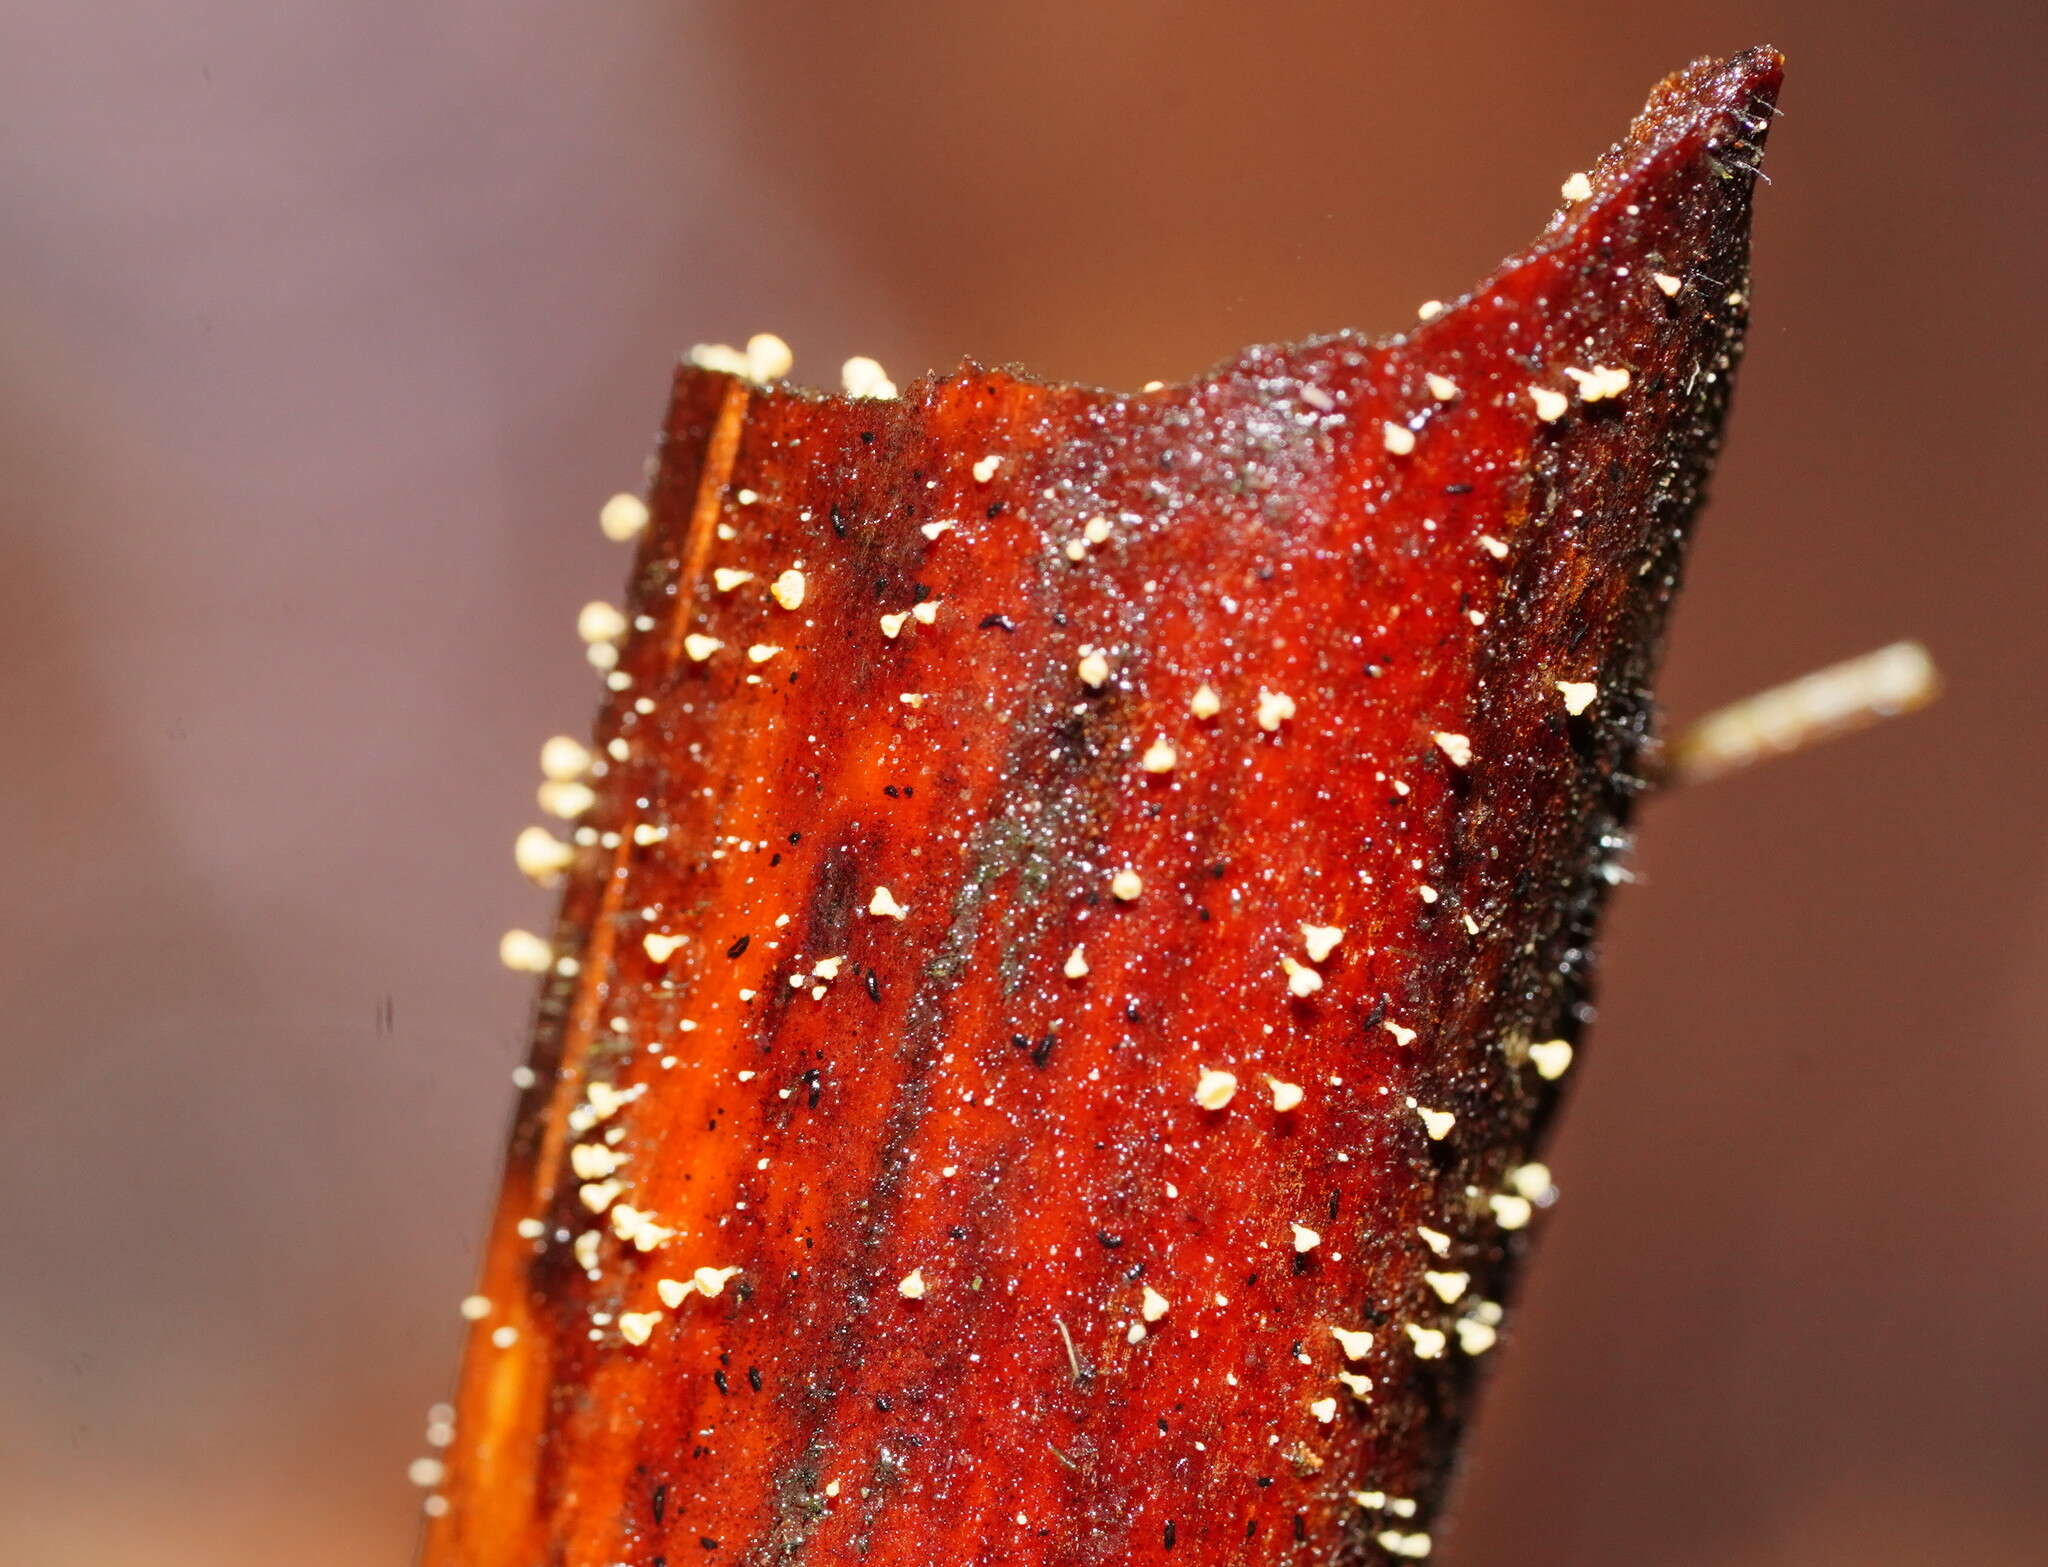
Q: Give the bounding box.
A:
[1096,1231,1124,1249]
[978,613,1016,632]
[747,1366,762,1392]
[652,1483,667,1523]
[713,1370,729,1394]
[1164,1520,1176,1550]
[726,934,750,960]
[864,972,881,1004]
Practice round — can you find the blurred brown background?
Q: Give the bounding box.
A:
[2,3,2042,1563]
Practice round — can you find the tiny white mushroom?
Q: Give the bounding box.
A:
[971,455,1001,483]
[1281,956,1324,997]
[1653,271,1684,297]
[712,568,754,593]
[578,601,628,644]
[1301,924,1344,963]
[1141,1285,1170,1322]
[1431,731,1472,768]
[1193,1068,1238,1110]
[683,633,723,662]
[1381,421,1417,456]
[1555,679,1598,715]
[515,827,575,884]
[1109,869,1144,901]
[1189,683,1222,718]
[897,1268,927,1300]
[1076,649,1112,688]
[599,493,650,542]
[745,332,793,381]
[1414,1104,1455,1141]
[498,929,553,973]
[1489,1193,1534,1231]
[1291,1223,1322,1253]
[868,885,909,920]
[1140,737,1178,773]
[1424,1270,1470,1304]
[617,1310,662,1346]
[1530,385,1570,422]
[1309,1396,1339,1424]
[1269,1078,1305,1113]
[841,356,897,399]
[1561,170,1593,202]
[692,1266,741,1298]
[540,735,592,781]
[1526,1038,1574,1080]
[770,569,806,609]
[1406,1323,1448,1359]
[1425,373,1459,402]
[1330,1326,1374,1360]
[1255,688,1296,732]
[1064,945,1090,979]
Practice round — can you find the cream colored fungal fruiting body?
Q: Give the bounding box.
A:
[971,455,1001,483]
[514,826,574,883]
[1141,1286,1170,1322]
[540,735,591,780]
[1310,1396,1339,1424]
[770,569,806,609]
[1526,1038,1574,1079]
[1193,1068,1238,1110]
[1063,945,1089,979]
[1377,1529,1434,1560]
[1331,1325,1373,1359]
[1424,1270,1469,1304]
[1281,956,1324,997]
[692,1266,740,1297]
[1268,1078,1305,1112]
[1564,364,1632,401]
[1406,1324,1448,1359]
[642,932,684,962]
[868,886,909,920]
[1489,1194,1534,1230]
[1255,688,1296,731]
[1291,1223,1322,1253]
[599,493,649,542]
[1301,924,1344,962]
[1425,373,1459,402]
[1653,271,1684,296]
[1140,736,1177,773]
[656,1277,695,1309]
[712,568,754,593]
[897,1269,928,1300]
[1110,869,1144,901]
[745,332,793,381]
[1381,421,1417,456]
[498,929,553,973]
[1076,648,1112,688]
[1414,1104,1455,1140]
[683,633,723,662]
[617,1310,662,1346]
[1530,385,1570,422]
[577,601,627,644]
[1189,683,1222,718]
[841,357,896,399]
[1431,731,1472,767]
[1556,679,1599,715]
[1561,170,1594,202]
